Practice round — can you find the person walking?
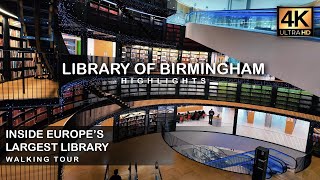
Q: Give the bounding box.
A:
[208,109,215,125]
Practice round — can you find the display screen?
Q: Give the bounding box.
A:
[236,109,310,152]
[176,105,235,134]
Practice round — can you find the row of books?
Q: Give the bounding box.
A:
[10,51,34,58]
[10,39,20,48]
[11,70,35,79]
[10,61,35,68]
[0,39,31,49]
[8,18,21,28]
[152,48,179,64]
[9,29,21,38]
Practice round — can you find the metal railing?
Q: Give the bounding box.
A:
[185,8,320,39]
[0,50,58,101]
[161,130,309,178]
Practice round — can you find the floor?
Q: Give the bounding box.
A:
[1,99,320,179]
[0,77,59,100]
[1,116,320,180]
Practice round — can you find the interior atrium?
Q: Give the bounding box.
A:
[0,0,320,179]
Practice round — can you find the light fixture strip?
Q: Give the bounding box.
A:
[0,7,18,19]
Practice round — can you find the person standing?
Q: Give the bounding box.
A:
[110,169,122,180]
[209,109,215,125]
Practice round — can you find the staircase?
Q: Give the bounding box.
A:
[88,86,130,109]
[18,0,68,80]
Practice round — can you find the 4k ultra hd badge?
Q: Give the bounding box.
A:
[277,7,314,37]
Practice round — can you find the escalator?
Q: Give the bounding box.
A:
[184,8,320,96]
[205,150,288,178]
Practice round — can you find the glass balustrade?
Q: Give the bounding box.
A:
[168,8,320,39]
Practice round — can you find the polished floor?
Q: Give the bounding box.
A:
[0,77,58,100]
[1,99,320,179]
[1,118,320,179]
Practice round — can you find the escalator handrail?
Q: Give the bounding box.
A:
[269,155,287,169]
[268,148,297,169]
[268,156,287,174]
[265,166,273,179]
[245,148,296,169]
[243,150,288,173]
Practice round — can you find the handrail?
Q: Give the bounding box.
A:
[268,148,297,169]
[268,155,287,174]
[185,8,320,41]
[128,162,132,180]
[104,163,109,180]
[134,162,138,180]
[155,161,162,180]
[58,76,320,119]
[244,150,288,171]
[161,129,306,177]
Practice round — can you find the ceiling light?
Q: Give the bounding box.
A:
[0,7,18,19]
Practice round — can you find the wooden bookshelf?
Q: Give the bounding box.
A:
[152,47,178,70]
[119,111,146,137]
[121,78,148,97]
[0,15,35,82]
[121,45,149,64]
[0,15,3,82]
[182,50,209,64]
[119,111,146,126]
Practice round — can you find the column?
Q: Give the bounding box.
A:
[115,41,122,63]
[246,0,251,9]
[204,78,210,99]
[47,106,53,124]
[264,113,272,128]
[285,118,296,134]
[81,35,88,56]
[306,122,314,153]
[236,82,242,103]
[270,86,278,107]
[247,110,255,124]
[3,16,11,80]
[233,108,239,135]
